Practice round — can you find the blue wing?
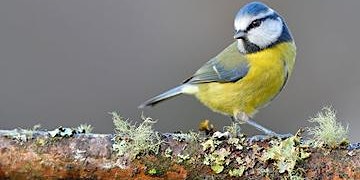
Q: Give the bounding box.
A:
[185,42,249,84]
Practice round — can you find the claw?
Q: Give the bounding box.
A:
[247,133,293,143]
[247,135,270,143]
[273,133,293,139]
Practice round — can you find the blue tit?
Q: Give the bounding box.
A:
[139,2,296,136]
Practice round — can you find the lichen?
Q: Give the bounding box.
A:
[223,122,241,137]
[262,133,310,178]
[111,112,162,159]
[147,168,163,176]
[48,127,75,137]
[201,128,248,175]
[203,147,231,174]
[164,147,173,158]
[176,154,190,163]
[229,166,245,177]
[76,124,93,134]
[202,138,221,152]
[4,124,42,143]
[227,137,244,150]
[307,107,349,148]
[171,132,198,143]
[214,148,231,173]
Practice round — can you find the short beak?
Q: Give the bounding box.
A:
[234,30,246,39]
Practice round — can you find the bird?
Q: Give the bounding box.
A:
[139,2,296,137]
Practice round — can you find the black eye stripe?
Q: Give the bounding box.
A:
[245,17,267,32]
[245,14,278,32]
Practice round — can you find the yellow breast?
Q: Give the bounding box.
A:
[195,42,296,117]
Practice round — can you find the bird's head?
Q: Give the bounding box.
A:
[234,2,293,54]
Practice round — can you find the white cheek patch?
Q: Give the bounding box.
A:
[247,17,283,48]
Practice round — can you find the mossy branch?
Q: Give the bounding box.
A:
[0,131,358,179]
[0,108,359,179]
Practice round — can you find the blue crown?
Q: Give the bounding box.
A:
[237,2,270,17]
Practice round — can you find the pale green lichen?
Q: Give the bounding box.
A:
[227,137,244,150]
[211,164,224,174]
[147,168,163,176]
[170,131,199,144]
[307,107,349,148]
[111,112,162,159]
[289,172,306,180]
[201,128,248,175]
[176,154,190,163]
[5,124,42,142]
[76,124,93,133]
[201,138,221,152]
[262,134,310,177]
[235,157,244,165]
[203,148,231,174]
[164,147,173,158]
[229,166,245,177]
[223,122,241,137]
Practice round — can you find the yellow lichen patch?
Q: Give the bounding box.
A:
[202,138,221,152]
[262,133,311,178]
[229,165,246,177]
[203,148,231,174]
[201,129,248,175]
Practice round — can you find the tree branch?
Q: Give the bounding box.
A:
[0,129,359,179]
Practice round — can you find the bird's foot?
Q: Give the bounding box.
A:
[272,133,293,139]
[247,133,293,143]
[348,142,360,150]
[247,135,269,143]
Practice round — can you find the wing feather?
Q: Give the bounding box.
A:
[185,42,249,84]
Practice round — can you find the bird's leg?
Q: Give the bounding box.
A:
[248,118,293,142]
[246,118,276,135]
[234,112,292,142]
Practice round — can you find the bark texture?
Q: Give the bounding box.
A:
[0,129,359,179]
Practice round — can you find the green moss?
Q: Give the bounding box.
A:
[147,168,163,176]
[111,112,162,159]
[307,107,349,148]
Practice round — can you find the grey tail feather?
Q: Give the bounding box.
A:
[138,85,184,108]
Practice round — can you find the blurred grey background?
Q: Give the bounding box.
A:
[0,0,359,142]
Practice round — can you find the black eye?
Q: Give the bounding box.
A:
[249,19,262,29]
